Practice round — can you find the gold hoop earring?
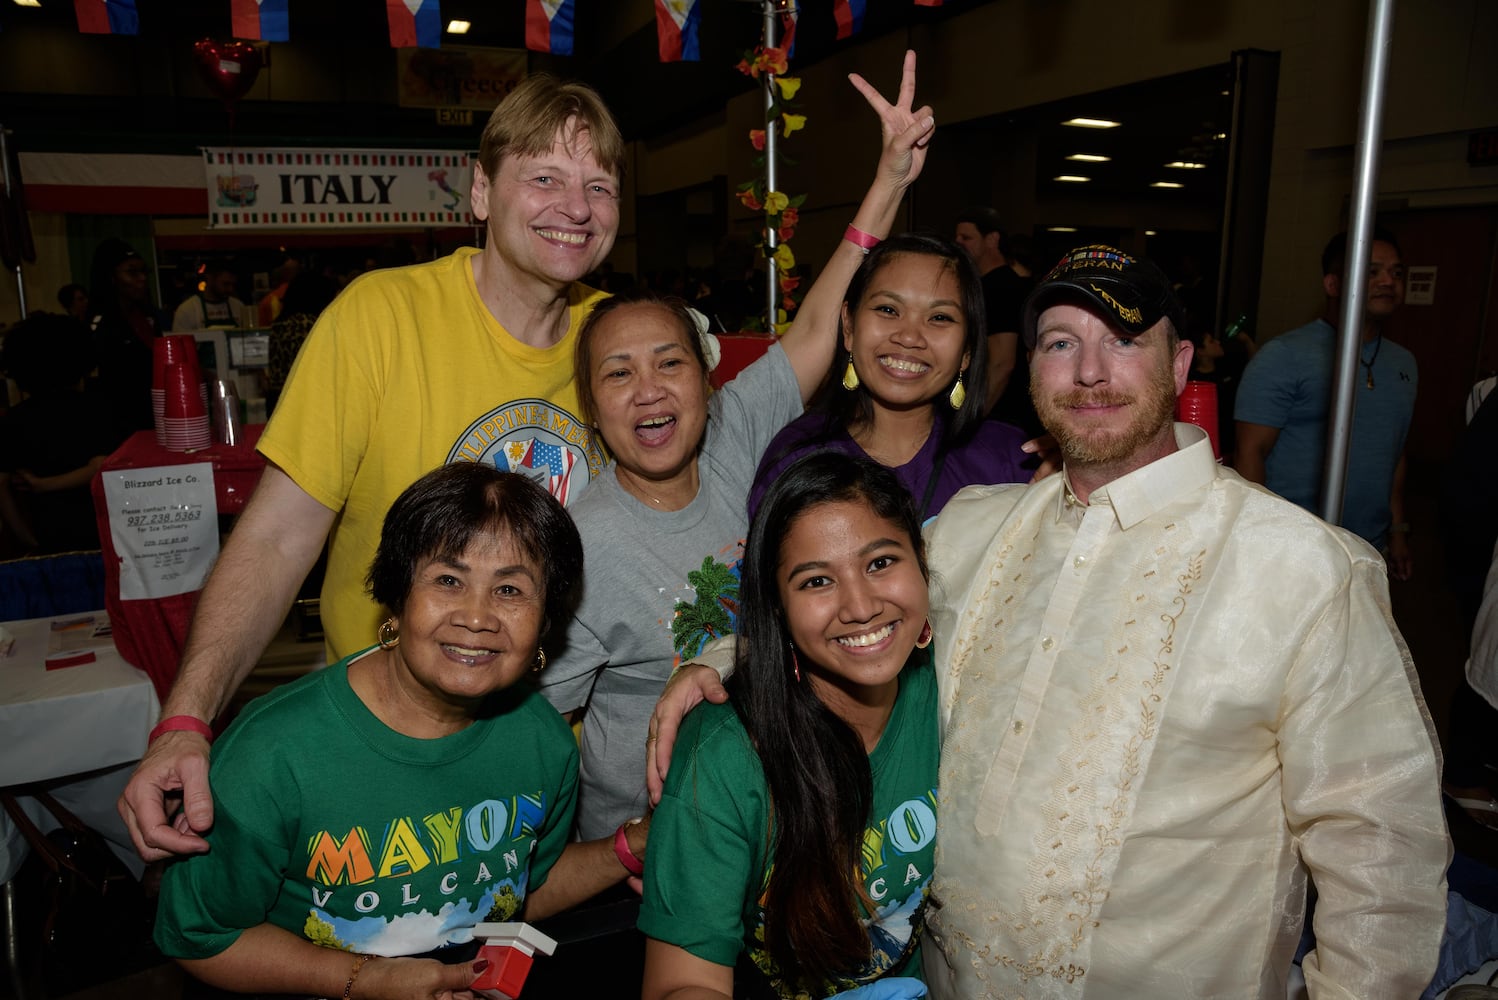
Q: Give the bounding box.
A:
[841,359,860,391]
[916,619,934,649]
[948,369,967,410]
[533,647,547,673]
[377,617,400,650]
[788,641,802,683]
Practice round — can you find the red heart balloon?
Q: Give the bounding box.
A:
[192,39,262,103]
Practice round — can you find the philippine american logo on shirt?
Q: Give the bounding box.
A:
[447,397,606,506]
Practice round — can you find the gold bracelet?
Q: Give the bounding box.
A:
[343,953,373,1000]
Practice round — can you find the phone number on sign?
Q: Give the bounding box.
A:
[125,509,203,528]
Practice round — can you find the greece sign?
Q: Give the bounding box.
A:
[203,146,474,229]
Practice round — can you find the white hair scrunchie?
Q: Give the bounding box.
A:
[687,306,721,373]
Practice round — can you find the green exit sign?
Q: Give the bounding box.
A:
[437,108,474,127]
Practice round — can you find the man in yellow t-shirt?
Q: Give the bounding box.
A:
[120,73,625,862]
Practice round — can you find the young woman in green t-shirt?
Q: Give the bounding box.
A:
[641,455,936,1000]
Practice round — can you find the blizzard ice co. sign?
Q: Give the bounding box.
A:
[203,147,475,229]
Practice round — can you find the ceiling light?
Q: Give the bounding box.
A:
[1062,117,1121,129]
[12,0,41,7]
[1054,175,1091,183]
[447,19,471,34]
[1048,226,1079,232]
[1066,153,1111,163]
[1220,90,1230,96]
[1165,161,1206,170]
[1151,181,1184,189]
[1214,132,1228,140]
[1145,230,1158,236]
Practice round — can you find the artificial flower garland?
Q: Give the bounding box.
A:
[736,45,806,334]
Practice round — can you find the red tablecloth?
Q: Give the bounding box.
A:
[89,428,266,699]
[711,333,776,388]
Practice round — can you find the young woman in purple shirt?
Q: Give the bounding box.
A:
[749,234,1033,521]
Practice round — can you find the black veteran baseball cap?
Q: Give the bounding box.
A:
[1022,245,1188,348]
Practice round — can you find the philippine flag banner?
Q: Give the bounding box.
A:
[833,0,867,39]
[74,0,138,35]
[526,0,577,56]
[655,0,700,63]
[387,0,441,49]
[781,7,798,59]
[232,0,290,42]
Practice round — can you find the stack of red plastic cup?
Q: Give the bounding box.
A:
[1176,380,1221,460]
[160,361,211,451]
[152,335,207,446]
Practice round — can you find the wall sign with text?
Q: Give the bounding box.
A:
[203,147,475,229]
[1404,265,1437,306]
[396,46,526,111]
[101,464,220,600]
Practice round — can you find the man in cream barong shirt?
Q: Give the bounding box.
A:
[922,246,1449,999]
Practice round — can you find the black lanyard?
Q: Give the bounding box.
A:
[918,445,949,521]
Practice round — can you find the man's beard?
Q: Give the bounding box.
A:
[1032,363,1178,467]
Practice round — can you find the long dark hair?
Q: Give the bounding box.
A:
[815,233,989,442]
[730,453,928,987]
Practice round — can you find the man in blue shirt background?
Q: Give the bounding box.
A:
[1235,227,1416,579]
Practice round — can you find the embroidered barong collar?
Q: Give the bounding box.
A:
[1055,423,1216,530]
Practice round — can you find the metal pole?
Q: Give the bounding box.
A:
[3,879,32,1000]
[1321,0,1395,528]
[0,127,27,318]
[762,1,780,330]
[1213,56,1246,339]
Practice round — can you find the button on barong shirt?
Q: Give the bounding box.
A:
[924,423,1448,1000]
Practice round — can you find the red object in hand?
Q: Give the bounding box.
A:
[1176,380,1221,460]
[468,923,557,1000]
[471,944,534,999]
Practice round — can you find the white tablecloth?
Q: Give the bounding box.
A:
[0,613,159,786]
[0,612,160,882]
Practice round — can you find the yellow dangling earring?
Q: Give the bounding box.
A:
[842,359,860,391]
[948,368,968,410]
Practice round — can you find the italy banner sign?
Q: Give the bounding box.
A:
[203,147,475,229]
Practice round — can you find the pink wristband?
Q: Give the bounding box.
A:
[148,715,214,745]
[843,224,881,253]
[613,821,644,876]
